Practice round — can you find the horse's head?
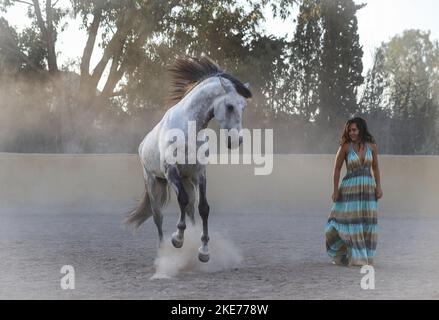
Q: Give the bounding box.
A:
[167,56,252,149]
[213,76,251,149]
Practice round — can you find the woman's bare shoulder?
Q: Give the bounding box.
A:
[340,142,350,152]
[369,142,378,150]
[336,143,349,157]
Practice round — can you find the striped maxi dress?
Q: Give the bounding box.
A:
[325,142,378,266]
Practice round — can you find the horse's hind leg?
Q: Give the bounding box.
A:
[182,177,198,226]
[165,165,189,249]
[145,172,167,245]
[197,170,210,263]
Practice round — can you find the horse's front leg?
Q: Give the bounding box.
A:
[198,170,210,262]
[165,165,189,249]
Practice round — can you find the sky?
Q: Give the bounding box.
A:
[2,0,439,78]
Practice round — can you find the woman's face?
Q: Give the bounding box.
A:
[348,123,360,142]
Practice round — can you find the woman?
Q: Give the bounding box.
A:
[325,117,383,266]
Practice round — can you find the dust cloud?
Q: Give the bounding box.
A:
[151,224,243,279]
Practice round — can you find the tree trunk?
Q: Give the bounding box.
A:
[33,0,58,73]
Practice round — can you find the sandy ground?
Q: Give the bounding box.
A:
[1,209,439,300]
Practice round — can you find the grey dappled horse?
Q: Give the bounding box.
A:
[125,56,252,262]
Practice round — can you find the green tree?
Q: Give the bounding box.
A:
[0,17,22,74]
[0,0,70,73]
[288,0,322,122]
[317,0,364,130]
[378,30,439,154]
[0,0,299,153]
[358,48,392,153]
[358,30,439,154]
[359,48,387,116]
[118,1,291,126]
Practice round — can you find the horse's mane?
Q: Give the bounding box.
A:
[167,56,252,106]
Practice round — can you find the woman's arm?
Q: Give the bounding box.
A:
[371,143,383,199]
[332,144,346,202]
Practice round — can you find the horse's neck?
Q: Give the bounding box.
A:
[179,78,221,131]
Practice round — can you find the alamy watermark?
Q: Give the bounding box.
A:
[360,265,375,290]
[161,121,274,175]
[60,265,75,290]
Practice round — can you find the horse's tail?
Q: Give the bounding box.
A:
[124,178,171,230]
[124,187,153,230]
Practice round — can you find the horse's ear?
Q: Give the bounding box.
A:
[219,76,231,93]
[244,83,252,102]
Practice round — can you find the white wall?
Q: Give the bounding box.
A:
[1,153,437,216]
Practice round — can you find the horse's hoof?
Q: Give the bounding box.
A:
[171,233,183,248]
[198,248,210,263]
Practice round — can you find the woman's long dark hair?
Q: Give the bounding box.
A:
[339,117,376,146]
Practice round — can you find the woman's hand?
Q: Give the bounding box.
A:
[332,190,339,202]
[375,186,383,200]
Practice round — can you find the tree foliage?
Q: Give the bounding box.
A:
[1,0,438,154]
[359,30,439,154]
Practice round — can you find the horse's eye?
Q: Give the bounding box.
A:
[226,104,234,112]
